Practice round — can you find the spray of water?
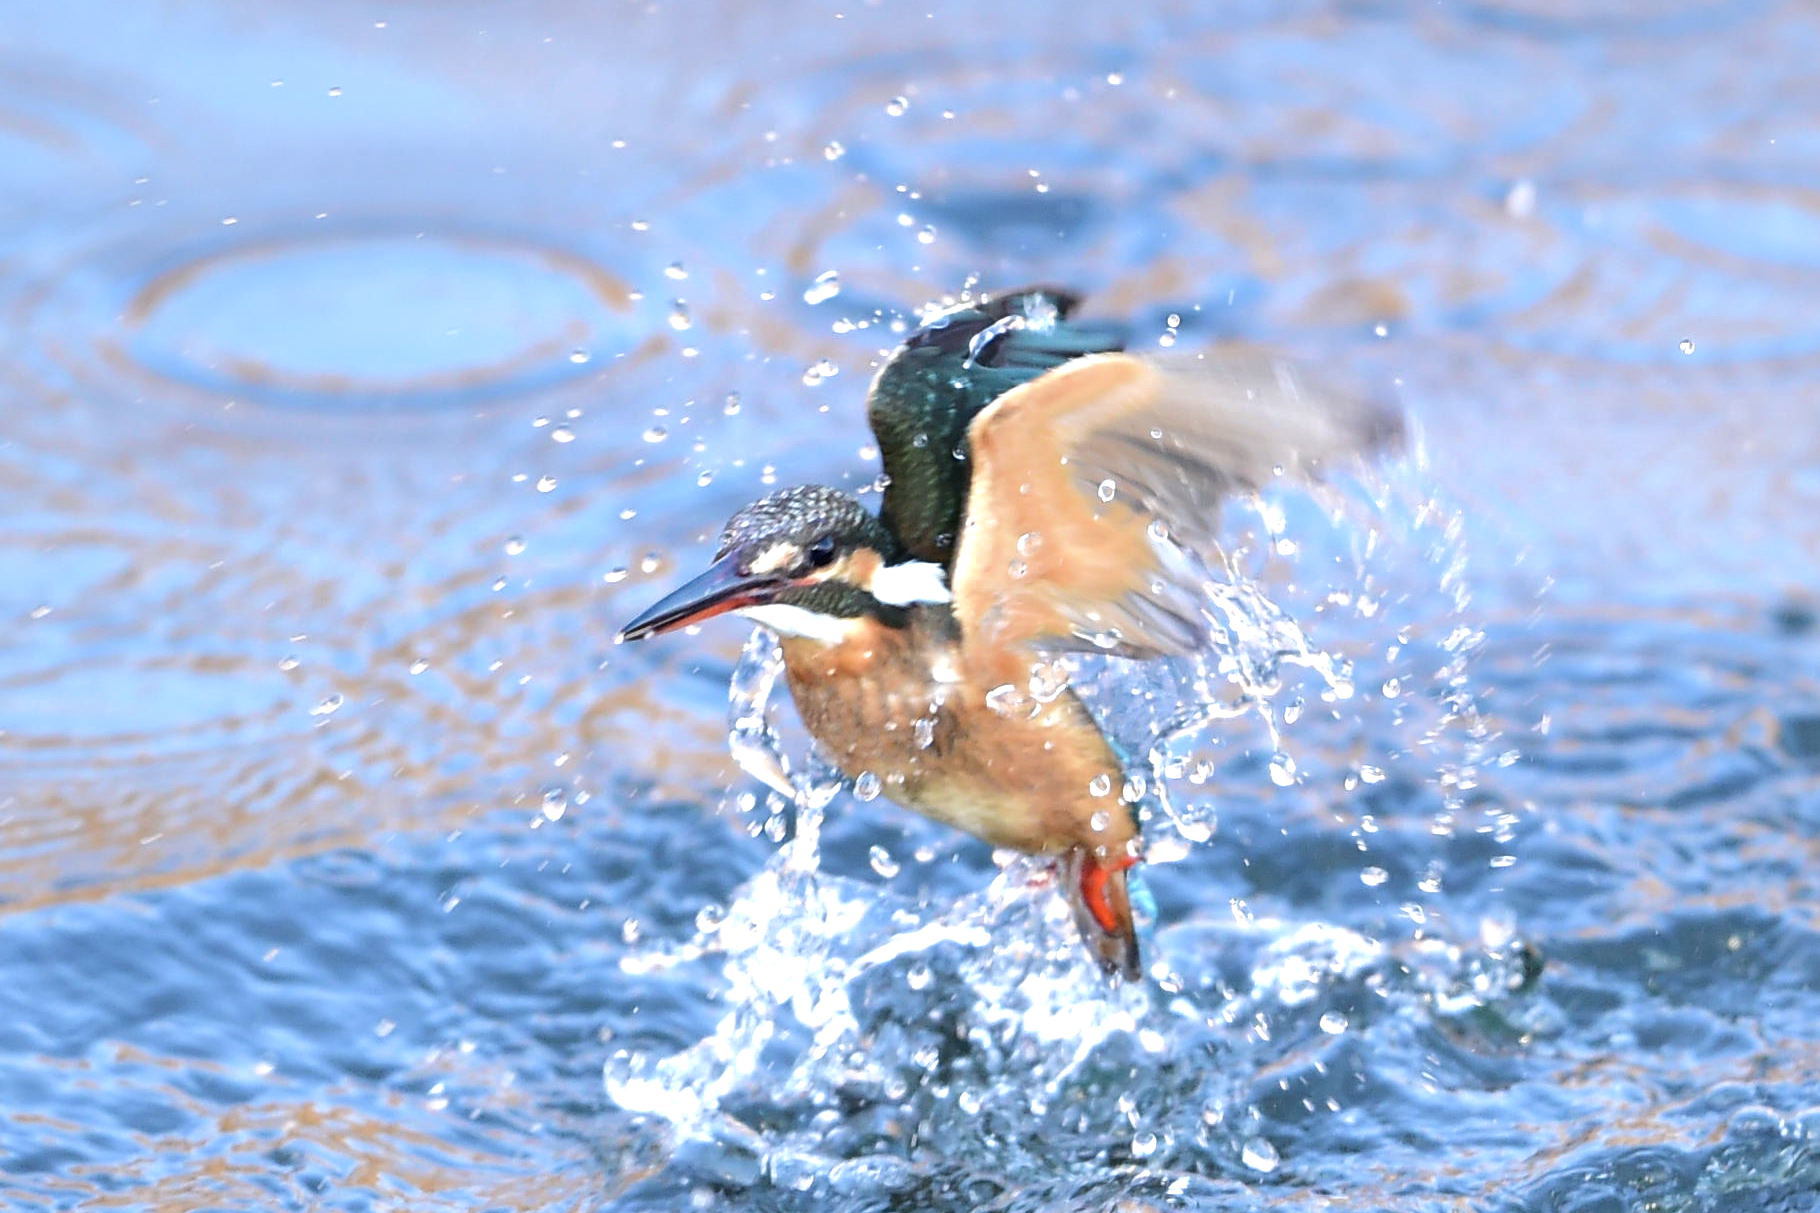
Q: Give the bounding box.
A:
[605,450,1540,1196]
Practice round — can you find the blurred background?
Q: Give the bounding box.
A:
[1,2,1816,1210]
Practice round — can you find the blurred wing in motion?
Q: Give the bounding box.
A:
[950,350,1399,680]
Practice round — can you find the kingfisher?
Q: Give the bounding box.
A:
[619,288,1396,980]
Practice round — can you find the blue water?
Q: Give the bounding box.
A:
[1,2,1816,1210]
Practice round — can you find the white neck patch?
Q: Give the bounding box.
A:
[870,560,952,606]
[739,603,862,645]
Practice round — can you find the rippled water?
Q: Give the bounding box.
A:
[2,2,1816,1210]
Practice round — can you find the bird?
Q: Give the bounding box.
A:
[618,287,1397,980]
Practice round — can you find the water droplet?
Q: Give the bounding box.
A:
[409,658,430,675]
[1130,1131,1158,1159]
[310,693,344,717]
[550,425,576,444]
[1319,1011,1349,1034]
[1097,478,1117,503]
[916,225,937,245]
[884,95,908,117]
[1506,177,1537,217]
[1240,1137,1280,1173]
[985,683,1026,716]
[1088,773,1113,798]
[1268,753,1297,787]
[667,300,692,331]
[956,1089,982,1114]
[694,902,725,933]
[1360,866,1389,887]
[803,270,841,305]
[642,425,668,443]
[1679,338,1696,354]
[1027,660,1068,703]
[602,567,629,584]
[535,475,558,493]
[802,358,839,386]
[906,962,932,990]
[822,139,846,161]
[1090,809,1112,832]
[723,392,742,415]
[1015,531,1043,556]
[869,844,899,878]
[327,86,343,97]
[913,716,936,749]
[540,786,568,821]
[277,655,300,671]
[568,348,591,364]
[854,771,881,801]
[663,261,688,281]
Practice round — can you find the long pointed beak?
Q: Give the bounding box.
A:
[616,553,780,642]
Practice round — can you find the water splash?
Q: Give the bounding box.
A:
[605,457,1537,1197]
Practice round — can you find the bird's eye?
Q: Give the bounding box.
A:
[805,536,838,569]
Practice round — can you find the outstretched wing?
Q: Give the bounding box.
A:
[869,287,1125,566]
[949,350,1398,682]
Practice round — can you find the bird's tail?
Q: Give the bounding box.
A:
[1060,847,1142,981]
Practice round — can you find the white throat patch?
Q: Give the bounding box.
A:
[739,603,861,644]
[870,560,952,606]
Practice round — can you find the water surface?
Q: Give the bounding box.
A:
[1,2,1816,1210]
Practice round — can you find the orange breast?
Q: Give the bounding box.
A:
[778,612,1137,856]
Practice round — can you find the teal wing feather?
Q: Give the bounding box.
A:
[868,287,1125,566]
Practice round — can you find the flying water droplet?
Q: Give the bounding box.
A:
[1090,809,1112,832]
[535,475,558,493]
[1098,478,1117,503]
[643,425,668,444]
[1240,1137,1281,1173]
[550,425,576,444]
[663,261,688,281]
[802,270,841,305]
[1268,752,1297,787]
[884,96,909,117]
[1679,338,1696,354]
[868,845,899,878]
[822,140,846,161]
[1319,1011,1349,1034]
[1360,866,1389,887]
[668,301,692,331]
[1027,660,1068,703]
[853,771,881,801]
[310,693,343,717]
[540,786,568,821]
[802,358,839,386]
[504,536,526,556]
[1088,773,1113,798]
[985,683,1027,716]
